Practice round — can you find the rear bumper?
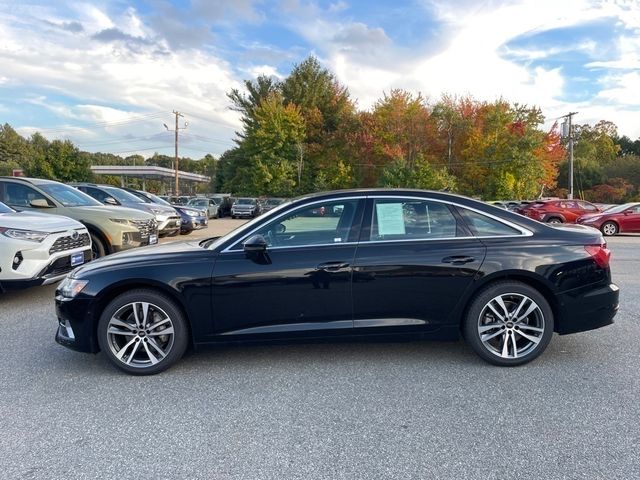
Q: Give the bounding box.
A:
[556,283,619,335]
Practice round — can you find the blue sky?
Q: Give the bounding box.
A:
[0,0,638,159]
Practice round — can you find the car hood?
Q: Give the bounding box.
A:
[72,240,209,277]
[0,211,84,232]
[64,205,154,220]
[577,212,605,220]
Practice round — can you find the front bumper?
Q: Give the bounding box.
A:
[55,293,99,353]
[232,209,255,217]
[556,283,619,335]
[157,216,182,236]
[0,238,92,290]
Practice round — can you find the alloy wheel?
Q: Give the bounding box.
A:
[477,293,545,359]
[602,222,617,236]
[106,302,175,368]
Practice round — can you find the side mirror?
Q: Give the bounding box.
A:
[104,197,118,205]
[30,198,52,208]
[244,234,268,253]
[624,210,632,215]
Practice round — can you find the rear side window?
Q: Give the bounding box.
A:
[458,208,521,237]
[370,199,458,241]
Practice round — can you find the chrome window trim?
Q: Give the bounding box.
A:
[220,193,533,254]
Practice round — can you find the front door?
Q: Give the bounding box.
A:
[210,198,365,339]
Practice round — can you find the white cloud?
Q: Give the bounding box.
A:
[0,4,242,156]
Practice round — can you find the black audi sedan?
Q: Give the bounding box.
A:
[55,189,619,375]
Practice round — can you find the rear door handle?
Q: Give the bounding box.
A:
[316,262,350,271]
[442,255,475,265]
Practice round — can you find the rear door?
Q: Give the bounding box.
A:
[351,196,486,331]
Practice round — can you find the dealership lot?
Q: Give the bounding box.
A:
[0,225,638,479]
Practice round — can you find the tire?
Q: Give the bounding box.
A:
[231,215,236,219]
[546,217,562,224]
[180,229,193,235]
[97,289,189,375]
[89,232,107,259]
[462,281,554,366]
[601,221,618,236]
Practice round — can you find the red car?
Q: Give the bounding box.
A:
[577,202,640,236]
[518,199,601,224]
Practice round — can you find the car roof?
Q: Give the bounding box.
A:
[0,176,61,185]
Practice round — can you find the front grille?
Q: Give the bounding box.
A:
[130,219,157,238]
[49,231,91,254]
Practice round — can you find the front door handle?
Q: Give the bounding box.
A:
[316,262,350,271]
[442,255,475,265]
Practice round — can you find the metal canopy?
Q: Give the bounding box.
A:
[90,165,210,183]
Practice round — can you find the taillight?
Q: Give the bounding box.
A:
[585,244,611,269]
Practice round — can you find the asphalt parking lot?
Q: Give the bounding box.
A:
[0,223,638,480]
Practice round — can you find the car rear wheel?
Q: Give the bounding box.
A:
[97,290,188,375]
[463,281,554,366]
[601,221,618,236]
[90,232,106,259]
[546,217,562,224]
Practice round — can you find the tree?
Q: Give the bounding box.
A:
[379,156,456,191]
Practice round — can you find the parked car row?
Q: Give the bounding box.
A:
[490,197,640,236]
[0,176,217,290]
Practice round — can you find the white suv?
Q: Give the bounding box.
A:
[0,201,92,290]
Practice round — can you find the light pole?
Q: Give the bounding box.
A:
[163,111,188,195]
[561,112,578,200]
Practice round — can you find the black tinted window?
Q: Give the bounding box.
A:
[458,208,521,236]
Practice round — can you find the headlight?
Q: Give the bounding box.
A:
[185,209,199,217]
[58,277,89,298]
[149,207,165,215]
[582,216,601,223]
[0,227,49,242]
[110,218,130,225]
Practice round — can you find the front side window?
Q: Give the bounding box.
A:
[236,199,362,249]
[458,208,522,237]
[3,182,53,207]
[370,199,458,241]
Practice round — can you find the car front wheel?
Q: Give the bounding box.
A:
[546,217,562,224]
[463,281,554,366]
[601,221,618,236]
[97,290,188,375]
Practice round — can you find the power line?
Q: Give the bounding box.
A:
[29,112,167,134]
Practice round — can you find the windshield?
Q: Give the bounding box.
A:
[266,199,282,205]
[103,187,144,204]
[145,192,172,206]
[39,183,102,207]
[0,201,14,213]
[236,198,255,205]
[604,203,637,214]
[188,199,208,206]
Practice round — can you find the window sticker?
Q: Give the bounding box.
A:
[376,203,406,235]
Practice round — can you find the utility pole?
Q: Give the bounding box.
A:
[163,111,187,195]
[561,112,578,200]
